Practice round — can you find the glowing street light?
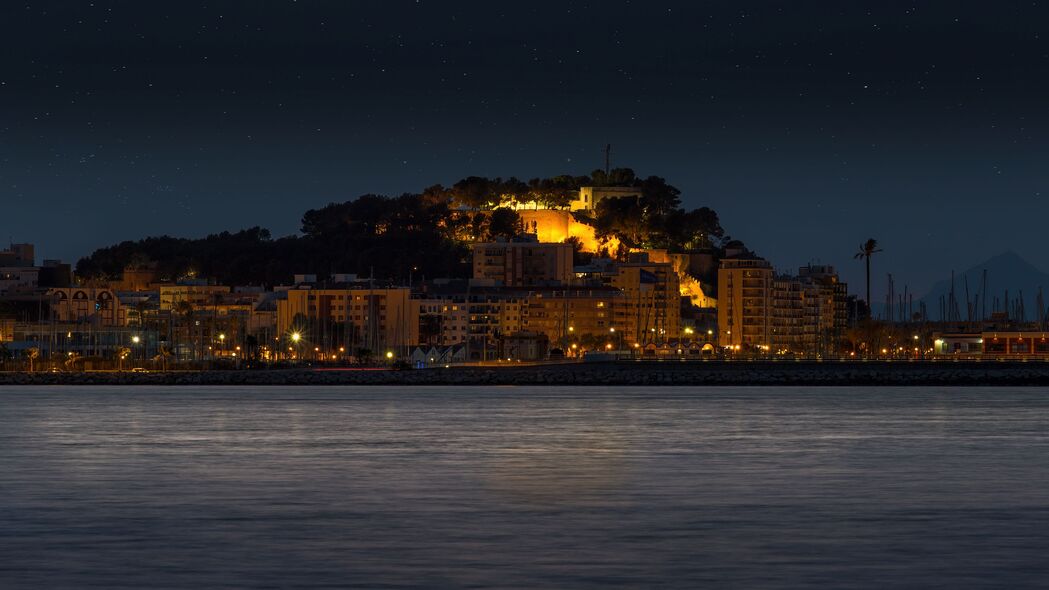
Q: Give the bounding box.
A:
[131,335,140,344]
[385,351,394,359]
[291,332,301,343]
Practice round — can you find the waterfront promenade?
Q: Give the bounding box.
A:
[5,360,1049,386]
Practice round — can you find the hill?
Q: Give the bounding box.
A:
[918,251,1049,321]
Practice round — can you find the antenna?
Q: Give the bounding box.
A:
[981,269,987,321]
[604,144,612,175]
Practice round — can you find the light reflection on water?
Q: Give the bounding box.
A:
[2,386,1049,588]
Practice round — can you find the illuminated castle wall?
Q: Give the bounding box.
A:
[515,210,716,308]
[517,210,617,255]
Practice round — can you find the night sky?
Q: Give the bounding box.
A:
[3,1,1047,299]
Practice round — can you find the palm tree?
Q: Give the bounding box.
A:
[854,238,883,317]
[157,344,173,371]
[117,347,131,371]
[174,300,194,361]
[26,347,40,372]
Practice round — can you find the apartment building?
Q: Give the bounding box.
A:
[472,236,573,287]
[717,258,774,350]
[277,286,415,354]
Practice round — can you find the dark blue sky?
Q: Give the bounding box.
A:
[2,1,1047,298]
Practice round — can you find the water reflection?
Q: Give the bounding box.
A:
[1,386,1049,589]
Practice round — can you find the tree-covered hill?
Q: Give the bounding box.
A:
[75,168,740,286]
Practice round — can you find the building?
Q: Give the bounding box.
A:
[472,237,573,287]
[718,259,850,355]
[409,343,467,366]
[797,264,849,354]
[46,287,126,326]
[574,256,682,346]
[418,282,629,359]
[0,243,35,267]
[519,286,622,347]
[569,186,642,212]
[111,263,160,291]
[159,283,232,311]
[770,275,808,352]
[412,294,470,346]
[717,258,774,350]
[277,285,415,356]
[932,332,984,356]
[463,287,527,361]
[0,267,40,293]
[501,331,549,361]
[605,260,681,346]
[933,331,1049,358]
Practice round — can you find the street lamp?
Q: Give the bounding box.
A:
[131,335,141,366]
[290,332,301,361]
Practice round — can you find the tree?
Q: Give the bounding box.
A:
[451,176,499,210]
[157,345,172,371]
[526,176,578,210]
[498,177,529,207]
[564,236,593,266]
[854,238,883,317]
[594,195,647,249]
[488,208,522,239]
[419,314,443,346]
[590,167,635,187]
[26,347,39,372]
[655,207,724,251]
[117,347,131,371]
[355,348,374,365]
[174,300,195,361]
[638,175,682,218]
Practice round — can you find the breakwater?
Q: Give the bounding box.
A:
[5,361,1049,386]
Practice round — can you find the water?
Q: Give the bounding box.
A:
[2,386,1049,589]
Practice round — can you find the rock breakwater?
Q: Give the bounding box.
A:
[4,361,1049,386]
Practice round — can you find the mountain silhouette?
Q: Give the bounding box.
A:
[916,251,1049,322]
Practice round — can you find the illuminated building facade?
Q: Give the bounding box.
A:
[718,258,774,350]
[277,286,415,354]
[472,237,573,287]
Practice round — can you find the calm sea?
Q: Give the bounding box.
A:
[2,386,1048,589]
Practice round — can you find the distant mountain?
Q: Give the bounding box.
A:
[915,251,1049,322]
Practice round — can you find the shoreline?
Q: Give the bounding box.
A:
[4,361,1049,386]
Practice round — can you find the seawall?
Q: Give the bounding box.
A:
[4,361,1049,386]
